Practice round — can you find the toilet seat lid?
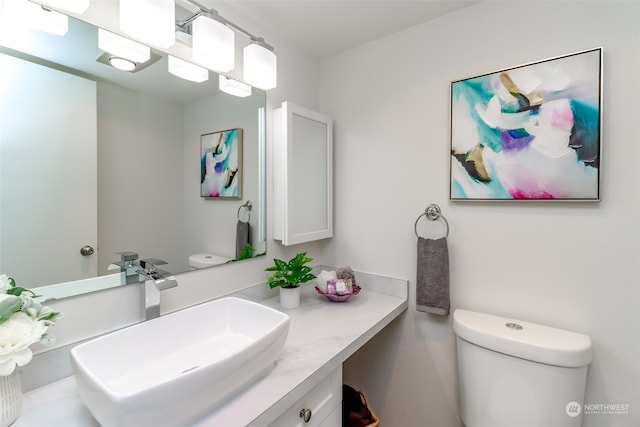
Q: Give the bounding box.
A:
[188,253,230,268]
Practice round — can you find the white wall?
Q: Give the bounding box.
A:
[37,0,334,352]
[32,3,640,426]
[155,0,337,314]
[98,81,185,274]
[182,91,264,262]
[319,1,640,426]
[99,81,265,273]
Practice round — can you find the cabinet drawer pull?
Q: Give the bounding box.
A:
[299,408,312,422]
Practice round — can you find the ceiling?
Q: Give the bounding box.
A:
[1,1,479,103]
[224,1,480,59]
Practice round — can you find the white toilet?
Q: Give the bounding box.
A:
[188,253,230,269]
[453,309,592,427]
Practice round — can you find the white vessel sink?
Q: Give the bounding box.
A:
[70,297,290,427]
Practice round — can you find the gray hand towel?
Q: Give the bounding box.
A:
[416,236,450,315]
[235,220,251,259]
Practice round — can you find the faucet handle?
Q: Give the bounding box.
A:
[140,258,168,266]
[115,251,139,266]
[139,258,168,274]
[117,251,139,261]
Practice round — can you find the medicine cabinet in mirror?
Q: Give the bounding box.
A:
[273,102,333,246]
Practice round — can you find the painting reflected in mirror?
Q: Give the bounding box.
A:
[0,15,266,298]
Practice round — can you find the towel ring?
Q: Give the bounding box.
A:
[237,200,252,222]
[414,204,449,238]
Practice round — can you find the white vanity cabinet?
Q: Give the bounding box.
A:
[17,272,408,427]
[270,366,342,427]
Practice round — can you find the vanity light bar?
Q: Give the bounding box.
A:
[98,28,151,64]
[219,75,251,97]
[178,0,277,89]
[0,0,68,36]
[192,12,234,73]
[178,0,274,51]
[27,0,277,90]
[168,55,209,83]
[244,42,277,90]
[40,0,89,14]
[120,0,175,48]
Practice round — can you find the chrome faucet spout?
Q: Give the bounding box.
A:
[143,279,161,320]
[138,258,178,320]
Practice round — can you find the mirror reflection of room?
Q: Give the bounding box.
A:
[0,12,266,297]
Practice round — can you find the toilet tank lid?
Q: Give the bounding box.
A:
[188,253,230,268]
[453,309,592,368]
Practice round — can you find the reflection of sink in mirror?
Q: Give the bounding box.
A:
[70,297,290,427]
[34,273,123,302]
[188,253,230,269]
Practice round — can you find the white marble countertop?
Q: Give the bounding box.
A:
[15,271,408,427]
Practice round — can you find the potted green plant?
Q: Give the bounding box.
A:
[265,252,316,309]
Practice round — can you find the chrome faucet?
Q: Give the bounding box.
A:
[111,251,140,285]
[137,258,178,320]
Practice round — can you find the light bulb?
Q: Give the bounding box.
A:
[99,29,150,63]
[120,0,174,48]
[219,75,251,97]
[243,43,277,90]
[42,0,90,14]
[168,55,208,83]
[192,15,234,72]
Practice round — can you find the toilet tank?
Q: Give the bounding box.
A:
[453,309,592,427]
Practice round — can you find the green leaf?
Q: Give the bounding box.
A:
[38,312,60,322]
[274,258,288,271]
[6,287,35,297]
[0,296,23,323]
[265,252,316,288]
[238,243,255,260]
[265,258,286,272]
[299,273,317,284]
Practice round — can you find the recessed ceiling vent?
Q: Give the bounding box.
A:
[96,51,161,73]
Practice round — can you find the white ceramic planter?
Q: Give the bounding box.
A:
[0,370,21,427]
[279,286,300,309]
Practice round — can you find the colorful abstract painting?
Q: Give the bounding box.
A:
[450,48,602,201]
[201,128,242,198]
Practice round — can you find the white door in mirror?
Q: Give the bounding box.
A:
[0,53,97,287]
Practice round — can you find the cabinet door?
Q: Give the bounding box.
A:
[269,366,342,427]
[273,102,333,246]
[317,404,342,427]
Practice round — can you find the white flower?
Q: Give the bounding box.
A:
[0,273,62,376]
[20,294,43,319]
[0,275,12,293]
[0,312,47,376]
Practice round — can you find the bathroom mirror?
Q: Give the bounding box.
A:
[273,102,333,246]
[0,14,266,296]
